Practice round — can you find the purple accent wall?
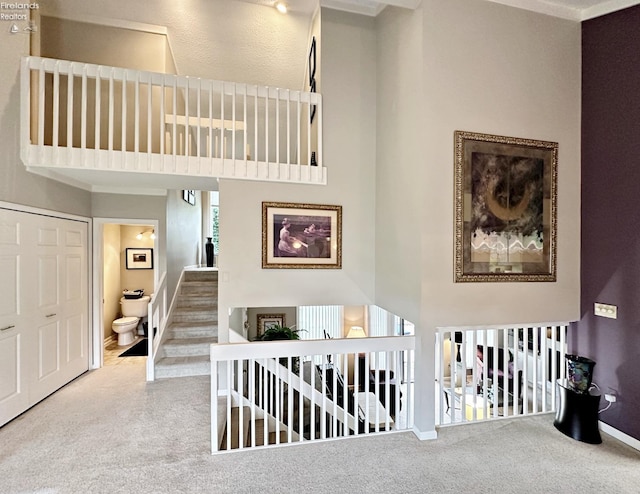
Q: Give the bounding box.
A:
[574,5,640,441]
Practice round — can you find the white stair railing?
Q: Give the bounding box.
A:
[211,335,415,454]
[146,271,168,381]
[436,324,568,425]
[21,56,324,184]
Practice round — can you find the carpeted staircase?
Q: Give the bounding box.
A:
[218,404,291,450]
[155,269,218,379]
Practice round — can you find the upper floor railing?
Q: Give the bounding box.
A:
[20,56,325,186]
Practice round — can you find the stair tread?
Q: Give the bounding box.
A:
[156,354,209,363]
[164,336,218,346]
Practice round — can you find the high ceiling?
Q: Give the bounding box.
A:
[247,0,640,20]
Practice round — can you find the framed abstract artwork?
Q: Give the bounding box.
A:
[454,130,558,282]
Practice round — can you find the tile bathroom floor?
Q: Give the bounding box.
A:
[103,336,147,366]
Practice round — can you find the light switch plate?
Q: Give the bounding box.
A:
[594,302,617,319]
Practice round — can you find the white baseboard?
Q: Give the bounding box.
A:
[412,426,437,441]
[599,421,640,451]
[103,334,116,347]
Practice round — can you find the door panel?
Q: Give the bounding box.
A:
[0,207,89,427]
[37,321,60,380]
[0,256,19,318]
[38,255,60,309]
[0,331,29,420]
[65,314,85,364]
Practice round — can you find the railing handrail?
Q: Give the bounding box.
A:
[437,321,575,333]
[211,335,416,362]
[146,270,168,381]
[22,56,322,104]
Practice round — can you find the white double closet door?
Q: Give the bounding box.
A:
[0,207,89,427]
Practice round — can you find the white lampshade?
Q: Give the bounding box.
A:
[347,326,366,338]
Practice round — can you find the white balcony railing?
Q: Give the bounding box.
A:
[20,56,325,186]
[436,324,568,425]
[211,335,415,454]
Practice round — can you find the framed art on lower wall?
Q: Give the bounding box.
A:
[262,201,342,269]
[257,313,286,338]
[454,130,558,282]
[125,248,154,270]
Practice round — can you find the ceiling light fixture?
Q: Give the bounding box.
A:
[275,1,287,14]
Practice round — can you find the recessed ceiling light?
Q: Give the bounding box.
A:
[275,2,287,14]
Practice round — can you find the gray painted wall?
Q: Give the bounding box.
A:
[375,0,581,434]
[217,9,377,342]
[0,20,90,216]
[166,189,203,300]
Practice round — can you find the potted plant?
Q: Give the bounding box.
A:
[257,324,303,341]
[256,324,304,372]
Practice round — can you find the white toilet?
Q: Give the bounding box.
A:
[112,295,151,346]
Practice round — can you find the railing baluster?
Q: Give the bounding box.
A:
[134,72,140,157]
[108,68,114,165]
[287,356,293,444]
[265,89,269,170]
[342,351,348,436]
[121,70,126,158]
[296,91,301,166]
[311,356,316,441]
[243,86,248,162]
[276,88,280,170]
[95,69,101,153]
[159,77,165,158]
[238,358,245,449]
[52,62,60,148]
[147,76,152,159]
[286,90,291,166]
[172,77,177,161]
[208,80,213,159]
[262,358,268,446]
[81,66,87,155]
[226,360,232,451]
[250,358,256,448]
[197,78,202,160]
[220,82,225,160]
[254,86,258,166]
[232,83,236,162]
[298,354,304,442]
[67,63,74,153]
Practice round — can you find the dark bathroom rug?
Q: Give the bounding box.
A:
[118,338,148,357]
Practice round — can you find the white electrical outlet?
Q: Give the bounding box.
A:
[594,302,617,319]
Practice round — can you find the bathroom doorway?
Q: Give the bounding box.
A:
[91,218,160,369]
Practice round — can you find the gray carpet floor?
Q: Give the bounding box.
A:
[1,361,639,494]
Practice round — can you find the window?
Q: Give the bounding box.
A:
[210,191,219,254]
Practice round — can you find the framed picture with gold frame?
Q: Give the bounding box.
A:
[454,130,557,282]
[262,201,342,269]
[257,313,286,338]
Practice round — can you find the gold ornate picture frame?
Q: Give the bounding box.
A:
[262,201,342,269]
[257,313,286,337]
[454,131,558,282]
